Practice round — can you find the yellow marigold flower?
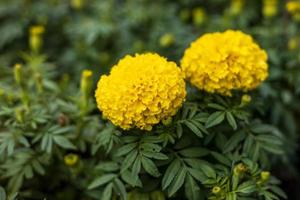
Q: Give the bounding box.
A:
[95,53,186,131]
[181,30,268,95]
[64,153,79,166]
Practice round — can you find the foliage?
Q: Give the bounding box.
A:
[0,0,299,199]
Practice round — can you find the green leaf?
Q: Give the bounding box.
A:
[141,156,160,177]
[237,181,256,194]
[226,111,237,130]
[208,103,226,110]
[0,187,6,200]
[223,131,246,153]
[115,142,137,157]
[168,167,187,197]
[210,151,231,166]
[121,149,138,172]
[176,123,183,138]
[179,147,210,158]
[113,178,127,200]
[53,136,76,150]
[188,168,207,182]
[184,121,203,137]
[101,183,113,200]
[162,159,181,190]
[121,170,142,187]
[205,111,225,128]
[142,151,168,160]
[184,159,216,179]
[96,162,119,172]
[88,174,116,189]
[185,174,201,200]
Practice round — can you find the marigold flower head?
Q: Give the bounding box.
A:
[181,30,268,95]
[95,53,186,130]
[286,1,300,14]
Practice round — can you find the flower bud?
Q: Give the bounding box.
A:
[14,64,22,86]
[241,94,251,106]
[35,73,43,93]
[263,0,278,18]
[80,70,93,101]
[260,171,270,181]
[212,186,221,194]
[162,117,172,126]
[193,7,206,26]
[288,37,299,50]
[159,33,175,48]
[71,0,84,10]
[29,25,45,53]
[229,0,245,16]
[234,163,247,175]
[64,153,79,166]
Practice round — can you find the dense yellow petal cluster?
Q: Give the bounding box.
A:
[181,30,268,95]
[95,53,186,130]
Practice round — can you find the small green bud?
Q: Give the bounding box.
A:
[212,186,221,194]
[241,94,251,105]
[64,153,79,167]
[14,64,22,86]
[234,163,247,175]
[80,70,93,114]
[29,25,45,53]
[35,73,43,93]
[260,171,270,181]
[159,33,175,48]
[162,117,172,126]
[192,7,206,26]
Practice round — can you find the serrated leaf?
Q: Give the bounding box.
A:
[162,159,181,190]
[121,170,142,187]
[121,149,138,172]
[168,167,187,197]
[185,174,201,200]
[205,111,225,128]
[237,181,256,194]
[88,174,116,189]
[115,142,137,157]
[142,151,168,160]
[53,136,76,150]
[141,156,160,177]
[179,147,209,158]
[113,178,127,200]
[184,121,203,137]
[223,131,246,153]
[101,183,113,200]
[226,111,237,130]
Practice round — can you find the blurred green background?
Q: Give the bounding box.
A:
[0,0,300,199]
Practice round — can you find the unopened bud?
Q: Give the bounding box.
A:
[29,25,45,53]
[212,186,221,194]
[241,94,251,105]
[64,153,79,166]
[14,64,22,86]
[193,7,206,26]
[260,171,270,181]
[159,33,175,48]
